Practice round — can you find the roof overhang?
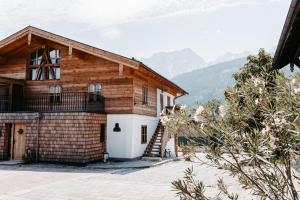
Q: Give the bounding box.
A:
[273,0,300,69]
[0,26,140,69]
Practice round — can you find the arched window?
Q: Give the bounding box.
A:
[49,85,61,103]
[28,46,61,80]
[88,83,102,102]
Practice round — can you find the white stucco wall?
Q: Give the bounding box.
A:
[107,114,159,159]
[157,89,175,117]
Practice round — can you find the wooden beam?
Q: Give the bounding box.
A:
[0,77,25,85]
[119,64,123,76]
[28,32,32,46]
[68,44,72,60]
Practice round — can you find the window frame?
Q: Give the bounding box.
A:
[27,46,61,81]
[142,86,148,105]
[160,93,164,112]
[49,85,62,103]
[88,83,102,102]
[167,96,171,107]
[141,125,147,144]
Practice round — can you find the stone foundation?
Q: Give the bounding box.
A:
[0,112,107,163]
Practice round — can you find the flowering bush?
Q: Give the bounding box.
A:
[169,49,300,200]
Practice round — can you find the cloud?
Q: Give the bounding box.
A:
[0,0,289,31]
[216,29,223,35]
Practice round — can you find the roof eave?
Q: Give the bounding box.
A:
[273,0,300,69]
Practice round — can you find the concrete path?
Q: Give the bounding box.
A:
[0,154,253,200]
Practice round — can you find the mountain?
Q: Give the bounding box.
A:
[172,57,248,105]
[141,48,206,78]
[209,51,250,65]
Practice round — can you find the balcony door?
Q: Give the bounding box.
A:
[12,84,23,111]
[10,124,26,160]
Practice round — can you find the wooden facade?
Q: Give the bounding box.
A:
[0,26,187,117]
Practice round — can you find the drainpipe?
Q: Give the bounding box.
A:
[35,112,41,163]
[174,93,185,105]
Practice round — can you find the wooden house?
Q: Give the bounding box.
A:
[0,26,187,163]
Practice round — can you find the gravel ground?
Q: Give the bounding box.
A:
[0,154,253,200]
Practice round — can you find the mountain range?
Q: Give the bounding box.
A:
[172,58,247,105]
[141,48,206,78]
[141,48,249,105]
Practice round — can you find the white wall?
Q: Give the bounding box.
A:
[107,114,159,159]
[165,137,176,157]
[157,89,175,117]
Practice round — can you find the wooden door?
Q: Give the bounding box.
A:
[11,124,26,160]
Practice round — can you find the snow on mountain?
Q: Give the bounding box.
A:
[141,48,206,79]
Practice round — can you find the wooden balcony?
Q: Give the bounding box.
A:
[0,92,105,113]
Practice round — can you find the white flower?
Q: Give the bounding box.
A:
[290,78,300,94]
[195,105,204,115]
[194,106,204,122]
[180,104,187,110]
[262,126,270,135]
[274,118,281,126]
[160,116,169,125]
[294,87,300,94]
[273,117,287,126]
[200,123,205,129]
[255,99,259,105]
[219,105,227,118]
[252,78,265,87]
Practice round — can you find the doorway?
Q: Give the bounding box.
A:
[10,124,26,160]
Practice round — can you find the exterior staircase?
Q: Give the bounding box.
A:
[143,122,165,157]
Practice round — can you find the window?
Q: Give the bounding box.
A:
[100,124,106,143]
[141,125,147,144]
[142,86,148,105]
[167,96,171,107]
[28,46,61,80]
[88,83,102,102]
[49,85,61,103]
[160,94,164,112]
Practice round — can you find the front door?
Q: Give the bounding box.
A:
[11,124,26,160]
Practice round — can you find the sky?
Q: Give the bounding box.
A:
[0,0,292,62]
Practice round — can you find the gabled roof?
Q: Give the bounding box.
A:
[0,26,187,95]
[273,0,300,69]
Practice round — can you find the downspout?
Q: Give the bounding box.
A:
[174,93,185,105]
[35,112,41,163]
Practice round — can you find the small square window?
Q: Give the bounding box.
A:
[141,125,147,144]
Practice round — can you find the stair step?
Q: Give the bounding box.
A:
[151,151,160,155]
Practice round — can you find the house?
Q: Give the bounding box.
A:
[273,0,300,69]
[0,26,187,164]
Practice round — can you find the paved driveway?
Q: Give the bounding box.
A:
[0,157,252,200]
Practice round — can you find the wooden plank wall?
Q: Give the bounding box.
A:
[0,36,180,116]
[0,38,134,114]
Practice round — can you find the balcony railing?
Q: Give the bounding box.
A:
[0,92,105,113]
